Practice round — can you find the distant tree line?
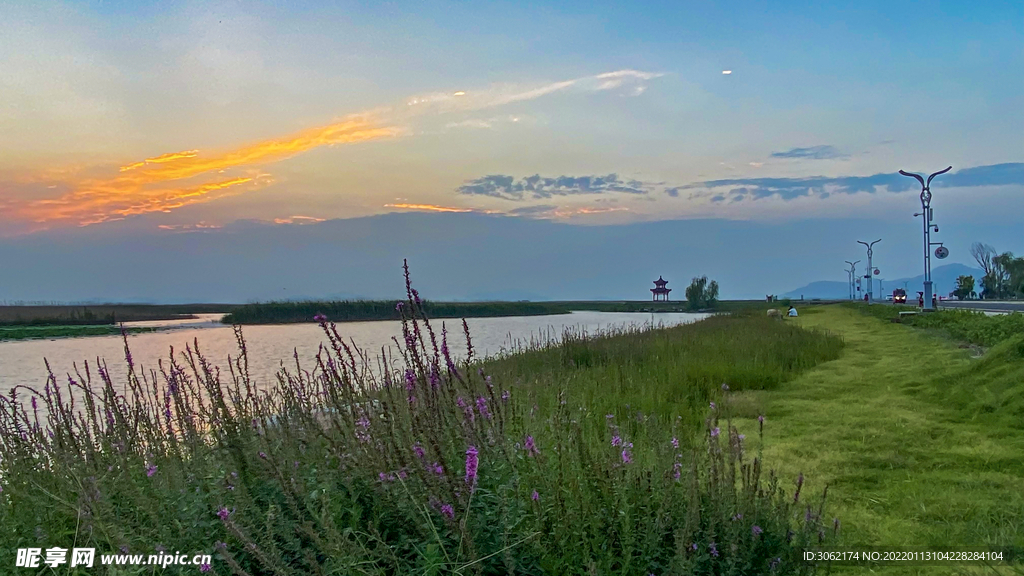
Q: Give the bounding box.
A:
[971,243,1024,299]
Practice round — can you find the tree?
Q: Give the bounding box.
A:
[971,242,996,277]
[953,275,974,301]
[685,276,708,310]
[706,280,720,306]
[684,276,719,310]
[973,245,1024,299]
[1002,253,1024,298]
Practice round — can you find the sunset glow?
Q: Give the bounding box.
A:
[2,118,399,228]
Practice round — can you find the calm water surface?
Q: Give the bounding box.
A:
[0,312,709,395]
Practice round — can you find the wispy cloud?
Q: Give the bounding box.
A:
[770,145,847,160]
[273,215,326,225]
[685,163,1024,203]
[1,69,663,231]
[458,173,652,200]
[384,203,483,214]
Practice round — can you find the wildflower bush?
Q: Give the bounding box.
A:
[0,266,841,575]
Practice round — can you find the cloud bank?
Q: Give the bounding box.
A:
[458,174,652,200]
[685,163,1024,203]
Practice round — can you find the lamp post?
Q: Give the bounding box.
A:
[857,240,881,303]
[899,166,952,311]
[845,260,860,300]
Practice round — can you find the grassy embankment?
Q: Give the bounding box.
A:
[0,304,238,326]
[0,325,156,341]
[0,304,238,341]
[221,298,835,324]
[0,301,844,575]
[725,305,1024,574]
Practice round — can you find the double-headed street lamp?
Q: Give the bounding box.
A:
[899,166,952,311]
[857,240,881,303]
[845,260,860,300]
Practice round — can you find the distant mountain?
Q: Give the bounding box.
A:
[783,263,985,300]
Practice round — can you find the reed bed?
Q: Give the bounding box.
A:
[0,264,844,575]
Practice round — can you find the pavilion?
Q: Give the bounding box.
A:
[651,276,671,301]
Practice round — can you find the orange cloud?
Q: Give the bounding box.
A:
[273,215,326,224]
[384,203,476,213]
[120,150,199,172]
[3,117,399,228]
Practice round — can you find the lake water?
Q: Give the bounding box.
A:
[0,311,709,396]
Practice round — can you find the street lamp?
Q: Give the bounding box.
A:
[899,166,952,311]
[845,260,860,300]
[857,240,881,303]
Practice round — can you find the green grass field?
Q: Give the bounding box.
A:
[726,306,1024,575]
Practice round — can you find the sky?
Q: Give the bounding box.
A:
[0,0,1021,301]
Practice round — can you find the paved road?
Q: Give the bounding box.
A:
[939,300,1024,313]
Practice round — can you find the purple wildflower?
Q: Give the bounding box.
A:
[691,542,698,551]
[146,464,157,477]
[710,541,719,557]
[501,390,510,401]
[524,435,539,456]
[200,564,211,573]
[215,542,226,550]
[738,434,745,441]
[711,427,720,438]
[531,490,539,501]
[313,313,327,323]
[404,369,416,390]
[752,525,763,536]
[379,472,389,482]
[710,401,716,410]
[412,443,425,459]
[621,449,632,464]
[732,513,743,521]
[671,437,679,450]
[258,451,267,459]
[431,462,443,475]
[673,461,682,480]
[396,301,405,312]
[606,414,614,420]
[464,445,479,487]
[758,414,765,424]
[440,503,454,519]
[217,507,231,521]
[476,397,491,419]
[611,435,622,447]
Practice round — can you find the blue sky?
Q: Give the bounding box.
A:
[0,0,1020,299]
